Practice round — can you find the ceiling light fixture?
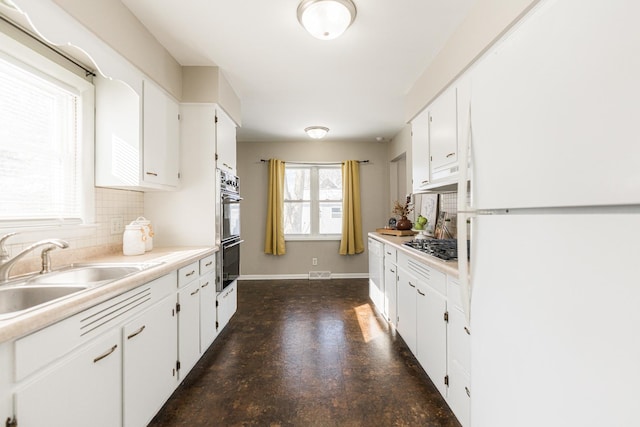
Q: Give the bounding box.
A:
[304,126,330,139]
[297,0,357,40]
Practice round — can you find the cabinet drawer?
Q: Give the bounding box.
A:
[177,262,199,288]
[199,254,215,275]
[398,253,446,296]
[384,244,397,264]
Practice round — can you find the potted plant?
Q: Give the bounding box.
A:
[392,196,414,230]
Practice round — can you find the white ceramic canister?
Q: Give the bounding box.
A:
[131,216,153,251]
[123,224,146,256]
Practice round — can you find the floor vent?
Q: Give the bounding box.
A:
[308,271,331,280]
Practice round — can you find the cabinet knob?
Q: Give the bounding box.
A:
[145,171,158,177]
[190,288,200,296]
[464,326,471,335]
[446,152,456,158]
[465,386,471,397]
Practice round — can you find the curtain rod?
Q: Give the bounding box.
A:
[0,16,96,77]
[260,159,370,165]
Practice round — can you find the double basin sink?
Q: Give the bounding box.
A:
[0,262,161,320]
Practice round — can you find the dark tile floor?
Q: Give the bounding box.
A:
[149,279,461,427]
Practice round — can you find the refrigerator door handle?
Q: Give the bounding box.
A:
[457,101,473,326]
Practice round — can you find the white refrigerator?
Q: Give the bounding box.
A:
[455,1,640,426]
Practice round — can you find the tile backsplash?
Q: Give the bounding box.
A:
[3,188,144,276]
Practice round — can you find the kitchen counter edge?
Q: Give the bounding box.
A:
[0,246,218,343]
[368,232,460,278]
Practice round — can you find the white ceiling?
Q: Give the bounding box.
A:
[121,0,476,143]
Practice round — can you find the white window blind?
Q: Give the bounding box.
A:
[284,165,342,238]
[0,53,82,224]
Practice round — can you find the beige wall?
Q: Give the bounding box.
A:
[53,0,182,99]
[237,140,389,278]
[405,0,540,121]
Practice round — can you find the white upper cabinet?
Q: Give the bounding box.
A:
[142,79,180,188]
[95,75,180,191]
[429,86,458,182]
[216,108,237,174]
[411,109,430,192]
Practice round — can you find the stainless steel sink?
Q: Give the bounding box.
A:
[0,261,162,320]
[0,284,89,319]
[29,265,146,285]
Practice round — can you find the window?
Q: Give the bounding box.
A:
[0,30,94,228]
[284,165,342,239]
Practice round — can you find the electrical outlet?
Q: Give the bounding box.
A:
[312,258,318,266]
[110,216,124,235]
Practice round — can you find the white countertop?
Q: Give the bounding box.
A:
[0,246,217,343]
[368,232,461,277]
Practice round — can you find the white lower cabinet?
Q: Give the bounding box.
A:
[15,328,122,427]
[383,259,397,327]
[178,278,202,377]
[383,246,470,426]
[396,268,418,355]
[123,295,178,427]
[415,281,448,397]
[199,272,218,352]
[217,281,237,333]
[2,252,232,426]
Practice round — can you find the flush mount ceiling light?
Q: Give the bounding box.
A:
[304,126,330,139]
[297,0,357,40]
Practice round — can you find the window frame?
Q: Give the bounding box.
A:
[0,25,95,236]
[284,164,343,241]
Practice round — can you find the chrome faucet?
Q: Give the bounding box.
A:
[0,234,69,282]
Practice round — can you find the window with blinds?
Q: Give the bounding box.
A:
[0,49,83,225]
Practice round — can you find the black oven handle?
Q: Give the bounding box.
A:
[223,239,244,249]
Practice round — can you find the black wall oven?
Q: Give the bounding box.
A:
[218,169,242,292]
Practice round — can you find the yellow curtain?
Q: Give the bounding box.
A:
[339,160,364,255]
[264,159,286,255]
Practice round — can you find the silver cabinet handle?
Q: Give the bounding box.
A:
[417,289,425,296]
[190,288,200,296]
[93,344,117,363]
[145,171,158,176]
[201,281,210,288]
[446,152,456,158]
[186,270,196,277]
[465,387,471,397]
[127,325,146,340]
[464,326,471,335]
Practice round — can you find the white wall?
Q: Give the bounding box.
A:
[406,0,540,120]
[52,0,182,99]
[237,140,388,278]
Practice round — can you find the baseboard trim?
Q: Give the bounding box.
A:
[239,273,369,281]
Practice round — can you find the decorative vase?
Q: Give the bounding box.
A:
[396,216,412,230]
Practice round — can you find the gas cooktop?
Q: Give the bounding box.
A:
[403,239,468,261]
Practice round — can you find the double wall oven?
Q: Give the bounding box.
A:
[217,169,242,292]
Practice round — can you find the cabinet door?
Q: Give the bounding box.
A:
[411,109,430,191]
[95,76,142,188]
[396,269,417,354]
[217,281,237,333]
[384,261,397,326]
[429,86,457,176]
[447,306,471,426]
[215,109,237,173]
[178,279,201,377]
[200,272,218,352]
[123,295,178,427]
[415,282,448,397]
[143,79,180,188]
[15,329,121,427]
[367,238,384,312]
